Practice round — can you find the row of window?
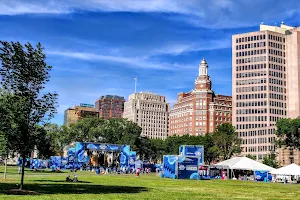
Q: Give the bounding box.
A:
[269,56,285,64]
[269,63,285,71]
[238,129,275,137]
[268,42,284,50]
[236,34,266,43]
[268,34,285,42]
[236,49,266,57]
[246,145,275,153]
[269,93,284,100]
[270,109,285,115]
[269,71,284,78]
[269,49,284,57]
[236,116,267,122]
[236,64,266,71]
[270,101,285,108]
[236,34,285,44]
[243,137,273,145]
[236,123,268,130]
[270,85,285,93]
[236,56,266,64]
[236,101,266,107]
[236,78,266,86]
[236,85,266,93]
[236,101,285,108]
[236,93,267,100]
[269,78,284,86]
[236,71,266,78]
[236,108,267,115]
[236,42,266,50]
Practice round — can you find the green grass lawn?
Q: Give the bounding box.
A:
[0,166,300,200]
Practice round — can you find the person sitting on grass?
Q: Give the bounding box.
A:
[73,174,78,182]
[66,175,72,182]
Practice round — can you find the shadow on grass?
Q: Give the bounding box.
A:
[32,180,92,183]
[0,170,67,175]
[0,182,148,195]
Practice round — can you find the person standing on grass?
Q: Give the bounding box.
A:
[17,157,22,174]
[136,168,140,177]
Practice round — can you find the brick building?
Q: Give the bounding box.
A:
[64,105,99,126]
[169,58,232,136]
[95,95,125,119]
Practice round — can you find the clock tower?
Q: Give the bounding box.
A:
[195,58,212,91]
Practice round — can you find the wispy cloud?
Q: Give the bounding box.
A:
[47,50,194,71]
[2,0,299,28]
[0,0,206,16]
[153,39,231,56]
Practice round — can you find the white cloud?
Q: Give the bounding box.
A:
[2,0,299,28]
[47,50,193,71]
[153,39,231,55]
[0,0,206,16]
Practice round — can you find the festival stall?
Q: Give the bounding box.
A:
[212,157,274,181]
[270,163,300,183]
[162,145,204,179]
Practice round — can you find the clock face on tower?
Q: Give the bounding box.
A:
[200,84,204,88]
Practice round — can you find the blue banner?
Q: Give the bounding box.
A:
[177,156,199,179]
[163,155,177,179]
[179,145,204,166]
[86,143,120,151]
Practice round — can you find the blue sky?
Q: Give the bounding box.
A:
[1,0,300,125]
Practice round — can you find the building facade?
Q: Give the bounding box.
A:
[123,92,170,139]
[95,95,125,120]
[169,59,232,136]
[64,105,99,126]
[232,23,300,164]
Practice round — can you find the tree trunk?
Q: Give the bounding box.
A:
[20,156,25,190]
[4,157,7,179]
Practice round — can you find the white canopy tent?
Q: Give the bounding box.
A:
[271,163,300,176]
[213,157,275,171]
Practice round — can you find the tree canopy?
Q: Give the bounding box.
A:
[276,118,300,150]
[212,123,242,160]
[0,41,57,189]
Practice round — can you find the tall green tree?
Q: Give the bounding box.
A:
[212,123,242,160]
[45,124,70,156]
[68,116,105,142]
[276,118,300,150]
[35,125,56,159]
[0,88,10,179]
[262,152,280,168]
[246,154,256,160]
[0,41,57,189]
[202,134,219,164]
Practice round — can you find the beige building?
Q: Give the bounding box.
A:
[64,105,99,126]
[123,92,170,139]
[232,23,300,165]
[169,59,232,136]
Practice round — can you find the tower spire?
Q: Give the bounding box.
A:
[199,58,208,76]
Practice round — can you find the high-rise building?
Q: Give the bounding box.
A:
[95,95,125,119]
[169,59,232,136]
[232,23,300,164]
[64,104,99,126]
[123,92,170,139]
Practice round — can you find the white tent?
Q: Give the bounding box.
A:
[270,163,300,176]
[213,157,275,171]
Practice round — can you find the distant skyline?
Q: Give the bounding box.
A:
[1,0,300,125]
